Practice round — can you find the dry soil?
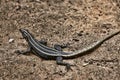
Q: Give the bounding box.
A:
[0,0,120,80]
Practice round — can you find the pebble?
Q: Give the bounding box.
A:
[9,38,14,43]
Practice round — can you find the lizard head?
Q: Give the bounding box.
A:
[19,29,31,41]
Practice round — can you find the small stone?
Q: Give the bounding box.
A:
[82,63,89,66]
[9,38,14,43]
[36,0,40,2]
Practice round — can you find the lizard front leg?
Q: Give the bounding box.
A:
[38,39,47,46]
[15,47,31,55]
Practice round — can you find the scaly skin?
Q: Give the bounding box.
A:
[17,29,120,70]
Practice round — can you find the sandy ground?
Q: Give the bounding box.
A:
[0,0,120,80]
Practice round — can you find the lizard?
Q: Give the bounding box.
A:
[16,29,120,70]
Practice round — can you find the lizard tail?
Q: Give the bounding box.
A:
[63,30,120,58]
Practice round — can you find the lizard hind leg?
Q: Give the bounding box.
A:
[54,44,63,51]
[54,44,73,71]
[54,44,68,51]
[56,56,72,71]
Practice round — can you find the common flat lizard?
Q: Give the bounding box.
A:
[16,29,120,70]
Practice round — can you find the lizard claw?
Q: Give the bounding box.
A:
[65,64,75,71]
[15,50,22,55]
